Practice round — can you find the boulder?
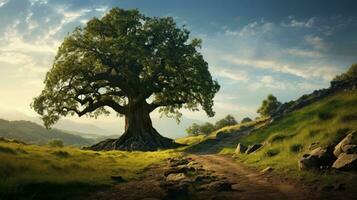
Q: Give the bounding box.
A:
[166,173,187,182]
[235,143,247,154]
[199,180,232,191]
[333,130,356,157]
[299,147,335,170]
[332,153,357,170]
[245,144,263,154]
[341,144,357,154]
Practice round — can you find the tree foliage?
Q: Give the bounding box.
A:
[214,114,238,130]
[333,63,357,82]
[185,123,201,136]
[241,117,252,123]
[31,8,220,128]
[257,94,281,117]
[200,122,215,135]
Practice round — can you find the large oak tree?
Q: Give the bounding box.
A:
[32,8,220,151]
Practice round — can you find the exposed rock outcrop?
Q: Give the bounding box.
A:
[235,143,247,154]
[299,147,335,170]
[271,77,357,120]
[245,144,263,154]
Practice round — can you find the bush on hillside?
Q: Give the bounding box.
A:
[48,139,64,148]
[241,117,252,123]
[186,123,201,136]
[257,94,281,117]
[333,63,357,82]
[215,114,238,130]
[200,122,215,135]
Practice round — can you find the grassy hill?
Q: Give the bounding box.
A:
[0,139,177,199]
[216,90,357,185]
[0,119,94,146]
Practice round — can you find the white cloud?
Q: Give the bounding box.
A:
[0,0,8,7]
[222,56,338,81]
[305,35,327,50]
[215,69,249,82]
[286,48,322,58]
[282,17,316,28]
[225,21,274,37]
[249,75,291,90]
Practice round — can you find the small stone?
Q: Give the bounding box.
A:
[260,167,273,174]
[166,173,187,182]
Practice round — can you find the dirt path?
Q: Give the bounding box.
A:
[188,154,312,200]
[82,153,316,200]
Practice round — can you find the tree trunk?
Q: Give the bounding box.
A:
[87,101,181,151]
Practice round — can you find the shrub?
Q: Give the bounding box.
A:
[290,144,303,153]
[215,114,238,130]
[270,133,294,143]
[47,139,64,148]
[241,117,252,123]
[317,111,334,120]
[265,148,280,157]
[308,129,322,137]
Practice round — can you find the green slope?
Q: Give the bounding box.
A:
[0,119,94,146]
[230,90,357,185]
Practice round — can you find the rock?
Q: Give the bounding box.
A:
[332,153,357,170]
[199,180,232,191]
[341,144,357,154]
[164,165,195,177]
[334,130,356,157]
[260,167,273,174]
[161,181,189,199]
[245,144,263,154]
[194,174,217,184]
[235,143,247,154]
[168,158,189,167]
[166,173,187,182]
[299,147,335,170]
[309,142,320,150]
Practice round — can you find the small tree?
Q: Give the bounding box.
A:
[186,123,201,136]
[215,114,238,130]
[241,117,252,123]
[333,63,357,81]
[48,139,64,148]
[257,94,281,117]
[200,122,215,135]
[32,8,220,151]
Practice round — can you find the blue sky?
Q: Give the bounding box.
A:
[0,0,356,137]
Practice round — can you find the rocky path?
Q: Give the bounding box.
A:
[189,154,311,200]
[83,154,315,200]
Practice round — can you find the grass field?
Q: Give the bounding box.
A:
[0,139,178,200]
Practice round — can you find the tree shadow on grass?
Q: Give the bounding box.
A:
[1,181,110,200]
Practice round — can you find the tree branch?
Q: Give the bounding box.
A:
[148,100,185,112]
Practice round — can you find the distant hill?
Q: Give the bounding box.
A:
[0,119,95,146]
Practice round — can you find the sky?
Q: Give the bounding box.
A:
[0,0,356,137]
